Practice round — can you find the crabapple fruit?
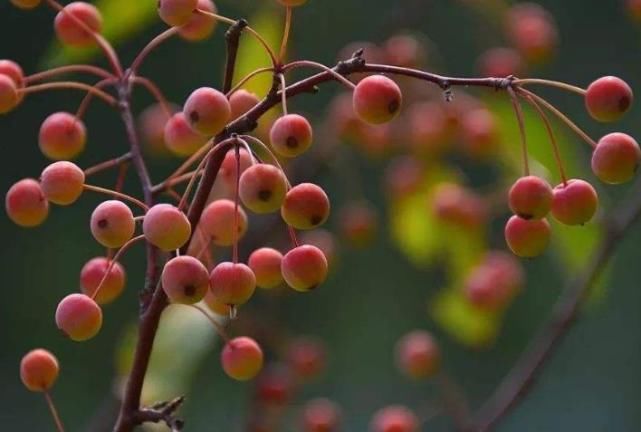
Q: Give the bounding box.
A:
[302,398,341,432]
[11,0,41,9]
[20,349,59,392]
[54,2,103,47]
[164,112,208,156]
[339,202,378,247]
[55,293,102,341]
[287,337,326,379]
[209,262,256,306]
[269,114,314,158]
[40,161,85,206]
[585,76,633,123]
[220,147,253,191]
[178,0,217,41]
[281,183,330,230]
[353,75,402,125]
[592,133,641,184]
[183,87,231,136]
[395,330,440,380]
[39,112,87,160]
[504,215,550,258]
[90,200,135,248]
[221,336,263,381]
[80,257,126,305]
[200,199,248,246]
[158,0,198,27]
[551,179,598,226]
[248,247,284,289]
[370,405,418,432]
[281,245,328,292]
[229,89,260,120]
[162,255,209,304]
[508,175,553,220]
[143,204,191,251]
[239,164,288,214]
[0,75,18,114]
[5,178,49,227]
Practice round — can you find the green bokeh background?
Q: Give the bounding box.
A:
[0,1,640,431]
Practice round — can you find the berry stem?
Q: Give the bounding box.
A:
[84,153,132,177]
[225,67,274,97]
[25,65,114,83]
[83,184,149,211]
[21,82,117,107]
[131,77,173,118]
[513,79,587,96]
[44,392,65,432]
[114,162,131,194]
[241,135,292,188]
[279,7,293,63]
[278,73,288,115]
[283,60,357,89]
[128,28,179,75]
[75,78,118,119]
[186,304,230,343]
[287,225,300,248]
[90,235,145,301]
[232,145,241,264]
[507,86,530,176]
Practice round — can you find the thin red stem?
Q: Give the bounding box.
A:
[83,184,149,211]
[187,304,230,343]
[75,78,117,119]
[44,392,65,432]
[90,235,145,301]
[131,76,173,118]
[84,153,132,177]
[25,65,114,83]
[21,82,117,106]
[129,28,179,75]
[507,86,530,176]
[279,7,292,63]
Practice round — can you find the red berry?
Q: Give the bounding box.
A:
[158,0,198,27]
[200,199,248,246]
[54,2,103,47]
[281,245,328,292]
[209,262,256,306]
[143,204,191,251]
[395,330,440,380]
[162,255,209,304]
[220,147,253,191]
[0,60,25,90]
[382,34,425,69]
[239,164,288,214]
[39,112,87,160]
[299,229,338,266]
[477,47,524,78]
[302,398,341,432]
[508,175,553,220]
[203,290,232,316]
[432,183,488,230]
[248,247,283,289]
[178,0,217,41]
[286,337,326,379]
[464,252,524,310]
[0,74,18,114]
[80,257,126,305]
[339,202,378,247]
[592,133,641,184]
[55,293,102,341]
[164,112,208,156]
[40,161,85,206]
[353,75,402,125]
[551,179,598,226]
[90,200,136,248]
[184,87,231,136]
[20,349,59,392]
[229,89,260,120]
[370,405,418,432]
[5,178,48,227]
[585,76,633,123]
[506,3,557,63]
[269,114,314,158]
[221,336,263,381]
[255,364,294,406]
[281,183,330,230]
[504,215,550,258]
[460,108,499,159]
[139,103,177,156]
[11,0,41,9]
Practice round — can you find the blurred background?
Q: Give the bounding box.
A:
[0,0,640,431]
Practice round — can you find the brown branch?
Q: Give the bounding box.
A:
[223,19,248,94]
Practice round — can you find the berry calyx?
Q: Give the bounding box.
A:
[5,178,49,227]
[370,405,419,432]
[269,114,314,158]
[54,2,103,47]
[281,245,328,292]
[55,293,103,341]
[585,76,633,123]
[39,112,87,161]
[90,200,136,248]
[395,330,440,380]
[164,112,208,156]
[551,179,598,226]
[40,161,85,206]
[508,175,553,220]
[20,349,59,392]
[158,0,198,27]
[221,336,264,381]
[353,75,402,125]
[592,133,641,184]
[239,164,288,214]
[209,262,256,306]
[80,257,126,305]
[248,247,284,289]
[0,75,18,114]
[178,0,217,42]
[162,255,210,304]
[281,183,330,230]
[183,87,231,136]
[142,204,191,251]
[504,215,550,258]
[199,199,248,246]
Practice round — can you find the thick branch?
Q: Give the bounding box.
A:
[223,19,248,94]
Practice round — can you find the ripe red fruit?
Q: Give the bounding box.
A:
[370,405,419,432]
[339,202,378,247]
[551,179,598,226]
[504,215,550,258]
[353,75,402,125]
[239,164,288,213]
[139,103,176,156]
[592,133,641,184]
[5,178,49,227]
[200,199,248,246]
[281,245,328,292]
[302,398,341,432]
[40,161,85,206]
[80,257,126,305]
[183,87,231,136]
[164,112,208,156]
[432,183,488,230]
[11,0,41,9]
[286,337,326,379]
[0,75,18,114]
[300,229,338,266]
[382,34,425,69]
[460,108,499,159]
[269,114,314,157]
[143,204,191,251]
[55,293,103,341]
[508,175,553,220]
[255,364,294,406]
[464,252,524,310]
[0,60,25,92]
[395,330,441,380]
[209,262,256,306]
[162,255,210,304]
[248,247,284,289]
[39,112,87,160]
[90,200,136,248]
[477,47,524,78]
[178,0,217,41]
[20,349,59,392]
[506,3,558,63]
[158,0,198,27]
[281,183,330,230]
[229,89,260,120]
[220,147,253,191]
[221,336,264,381]
[585,76,633,123]
[203,291,232,316]
[54,2,103,47]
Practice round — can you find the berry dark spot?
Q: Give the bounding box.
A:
[189,111,200,124]
[258,189,272,201]
[310,215,323,226]
[388,98,400,114]
[97,218,108,229]
[517,212,533,220]
[184,284,196,297]
[286,136,299,149]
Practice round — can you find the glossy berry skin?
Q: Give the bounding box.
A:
[20,349,59,392]
[221,336,264,381]
[5,179,49,227]
[0,60,25,95]
[302,398,341,432]
[585,76,633,123]
[11,0,42,9]
[269,114,314,158]
[80,257,126,305]
[55,293,102,341]
[178,0,217,41]
[592,133,641,184]
[39,112,87,160]
[164,112,208,156]
[281,183,330,230]
[90,200,135,248]
[158,0,198,27]
[200,199,248,246]
[281,245,328,292]
[395,330,440,380]
[54,2,103,47]
[203,291,232,316]
[248,247,283,289]
[0,75,18,114]
[370,405,419,432]
[229,89,260,120]
[209,262,256,306]
[353,75,402,125]
[143,204,191,251]
[508,176,553,220]
[504,215,550,258]
[465,252,524,311]
[220,147,253,190]
[239,164,288,214]
[162,256,209,304]
[40,161,85,206]
[287,337,326,379]
[551,179,598,226]
[184,87,231,136]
